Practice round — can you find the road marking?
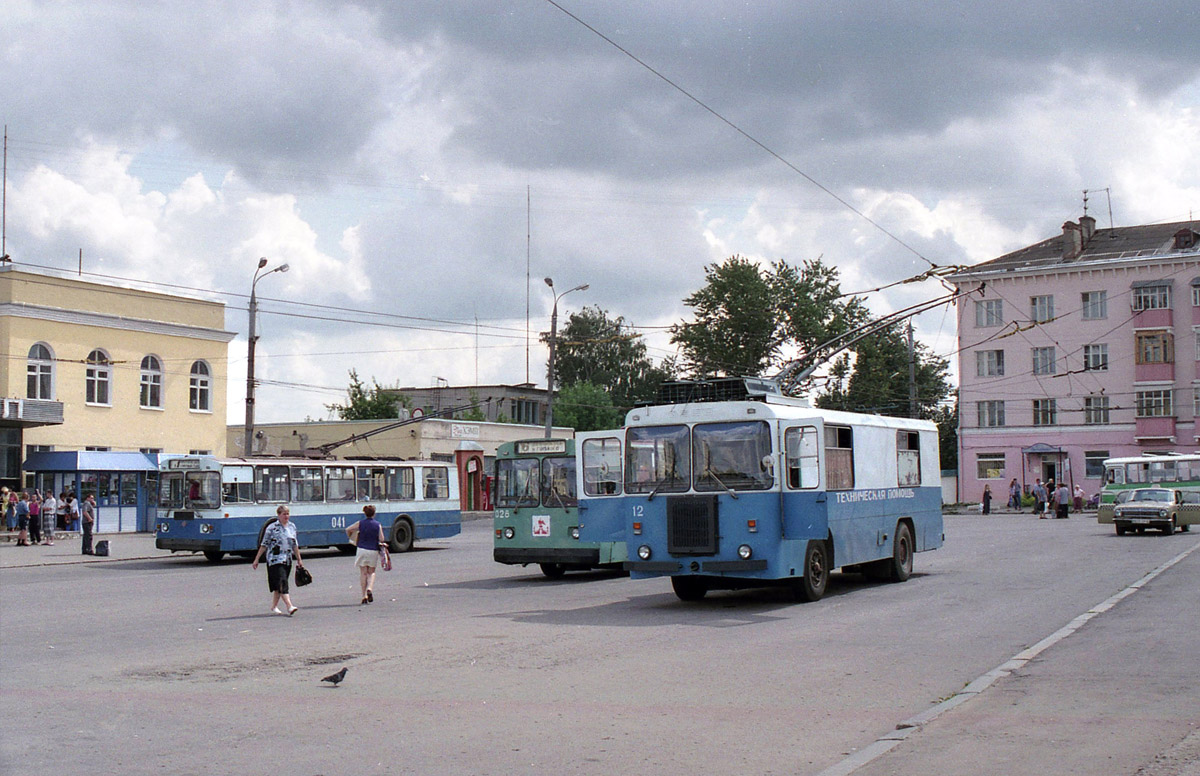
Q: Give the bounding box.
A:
[814,537,1200,776]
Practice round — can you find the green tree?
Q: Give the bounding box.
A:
[814,325,951,418]
[931,399,958,472]
[326,369,401,420]
[670,255,864,382]
[551,381,623,432]
[554,305,675,411]
[457,390,488,422]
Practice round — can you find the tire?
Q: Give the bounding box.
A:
[1115,525,1127,536]
[389,518,414,553]
[671,576,708,601]
[1182,524,1191,533]
[792,540,829,602]
[336,544,356,555]
[1162,517,1175,535]
[888,522,914,583]
[539,562,566,579]
[203,550,225,563]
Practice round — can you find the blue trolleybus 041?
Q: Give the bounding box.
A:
[492,439,627,577]
[576,380,943,601]
[156,455,462,561]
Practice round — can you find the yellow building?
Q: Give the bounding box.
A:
[1,265,235,529]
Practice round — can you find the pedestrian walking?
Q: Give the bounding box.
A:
[1008,479,1021,510]
[15,493,31,546]
[1055,482,1071,519]
[28,492,42,545]
[981,485,992,514]
[40,491,57,545]
[81,494,96,555]
[251,505,304,616]
[1032,479,1047,517]
[346,504,387,605]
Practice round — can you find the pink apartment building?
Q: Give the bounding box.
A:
[950,216,1200,504]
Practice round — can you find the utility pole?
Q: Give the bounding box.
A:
[907,320,917,418]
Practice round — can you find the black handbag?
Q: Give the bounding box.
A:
[295,564,313,587]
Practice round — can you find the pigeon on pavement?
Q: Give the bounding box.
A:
[321,667,348,687]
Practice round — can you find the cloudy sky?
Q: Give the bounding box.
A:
[4,0,1199,426]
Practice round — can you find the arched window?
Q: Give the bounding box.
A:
[140,355,163,408]
[27,343,55,400]
[190,361,211,412]
[85,349,112,405]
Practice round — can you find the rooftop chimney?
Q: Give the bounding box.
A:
[1079,214,1096,245]
[1062,221,1083,260]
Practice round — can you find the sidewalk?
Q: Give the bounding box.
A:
[0,531,170,569]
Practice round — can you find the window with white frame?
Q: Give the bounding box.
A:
[140,355,163,408]
[1194,387,1200,418]
[1135,331,1174,364]
[1032,346,1056,375]
[1082,291,1107,320]
[1132,285,1171,311]
[1032,398,1057,426]
[1083,343,1109,371]
[976,349,1004,377]
[1135,389,1173,418]
[1195,330,1200,362]
[975,299,1003,327]
[27,343,54,400]
[1030,295,1054,323]
[1084,450,1109,478]
[977,400,1005,427]
[976,453,1005,479]
[1084,395,1110,425]
[1192,283,1200,307]
[190,361,211,411]
[85,349,111,405]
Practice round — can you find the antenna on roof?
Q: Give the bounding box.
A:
[1082,189,1089,216]
[1104,187,1113,229]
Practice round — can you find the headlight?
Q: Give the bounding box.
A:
[158,522,169,533]
[637,544,652,560]
[1159,509,1168,517]
[570,527,580,540]
[503,527,515,539]
[199,523,214,534]
[737,544,752,560]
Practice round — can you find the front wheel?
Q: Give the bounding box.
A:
[389,518,414,553]
[792,540,829,602]
[1162,517,1176,535]
[203,550,225,563]
[1115,525,1127,536]
[539,563,566,579]
[671,576,708,601]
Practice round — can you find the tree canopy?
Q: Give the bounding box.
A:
[814,324,950,418]
[326,369,401,420]
[553,305,675,411]
[550,381,624,433]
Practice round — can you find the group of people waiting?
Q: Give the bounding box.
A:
[982,479,1086,518]
[3,487,97,553]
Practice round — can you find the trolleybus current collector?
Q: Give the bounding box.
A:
[156,455,462,561]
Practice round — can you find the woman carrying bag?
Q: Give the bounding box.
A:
[346,504,388,605]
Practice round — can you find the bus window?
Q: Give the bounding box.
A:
[255,466,290,502]
[496,458,539,508]
[325,467,356,501]
[357,467,386,500]
[825,425,854,490]
[386,467,415,500]
[1104,465,1123,485]
[625,425,690,495]
[693,421,773,492]
[897,431,921,486]
[542,456,578,508]
[159,472,185,509]
[221,465,254,504]
[423,467,450,500]
[290,467,324,502]
[784,426,819,489]
[582,437,622,496]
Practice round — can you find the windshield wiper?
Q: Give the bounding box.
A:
[705,468,738,499]
[646,472,677,502]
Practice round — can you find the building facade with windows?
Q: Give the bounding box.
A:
[950,216,1200,503]
[1,266,235,528]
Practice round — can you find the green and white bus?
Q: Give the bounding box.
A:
[1098,453,1200,526]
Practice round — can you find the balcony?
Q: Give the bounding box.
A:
[1135,416,1176,443]
[1135,362,1174,382]
[1132,307,1172,328]
[0,397,65,427]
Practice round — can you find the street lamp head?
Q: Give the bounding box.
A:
[544,277,554,289]
[575,283,590,292]
[257,257,268,269]
[278,263,290,273]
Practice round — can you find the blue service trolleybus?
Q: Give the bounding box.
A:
[577,379,943,601]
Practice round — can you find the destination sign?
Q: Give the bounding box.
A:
[516,440,567,455]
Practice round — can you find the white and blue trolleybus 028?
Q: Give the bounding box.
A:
[577,379,943,601]
[156,455,462,561]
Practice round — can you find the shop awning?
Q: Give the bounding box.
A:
[23,451,160,473]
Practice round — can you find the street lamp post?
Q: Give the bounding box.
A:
[543,277,588,439]
[243,257,289,458]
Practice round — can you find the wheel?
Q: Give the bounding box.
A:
[1182,524,1191,533]
[1162,517,1175,535]
[671,576,708,601]
[1136,527,1145,534]
[887,523,914,583]
[1115,525,1127,536]
[539,562,566,579]
[389,518,414,553]
[792,540,829,602]
[202,550,225,562]
[336,543,356,555]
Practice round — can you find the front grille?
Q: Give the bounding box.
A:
[667,495,718,555]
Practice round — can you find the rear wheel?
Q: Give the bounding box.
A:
[887,523,914,583]
[539,562,566,579]
[202,550,225,563]
[389,518,414,553]
[671,576,708,601]
[792,540,829,602]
